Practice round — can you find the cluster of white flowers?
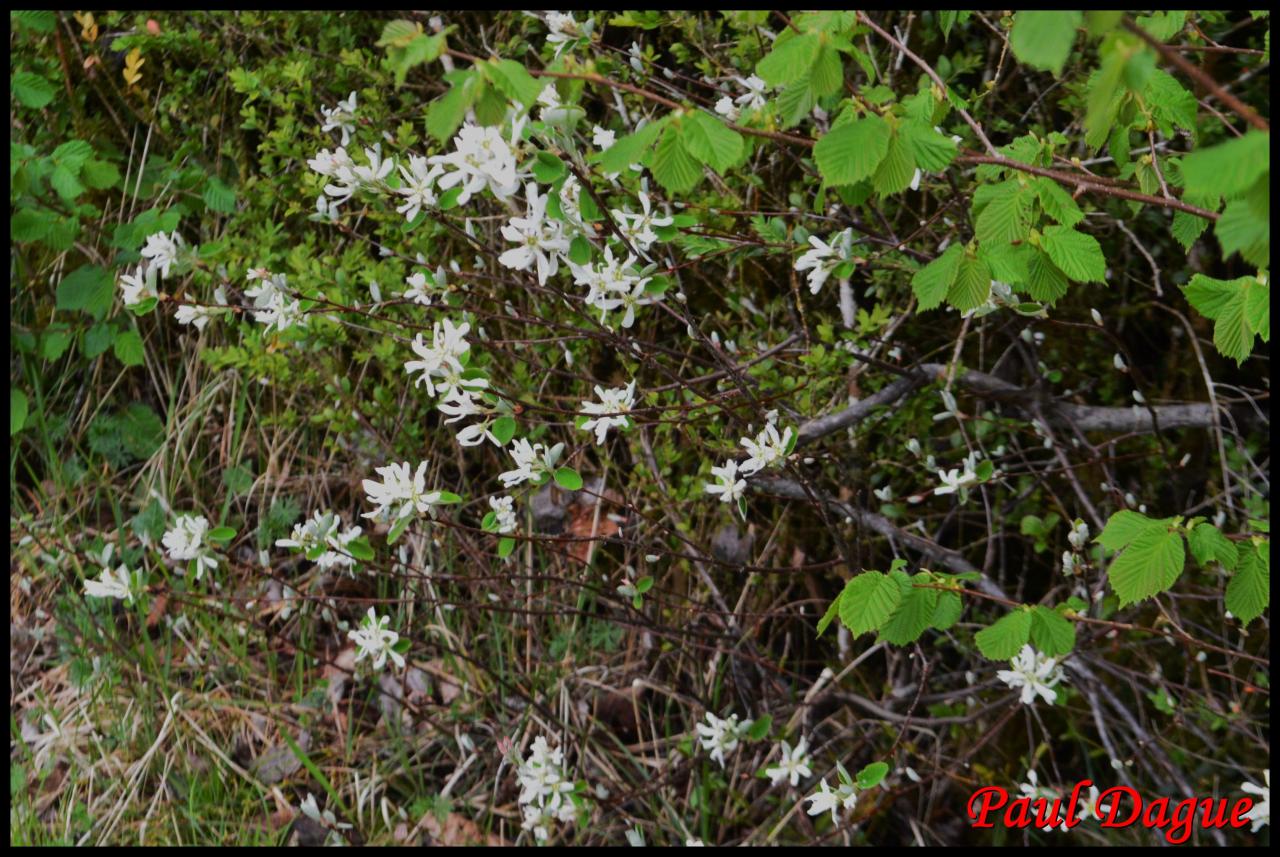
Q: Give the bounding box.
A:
[118,229,193,310]
[704,459,747,505]
[713,74,768,122]
[764,736,813,788]
[704,412,796,509]
[579,381,637,445]
[794,228,858,294]
[997,644,1066,706]
[934,449,986,501]
[348,607,405,670]
[488,495,518,534]
[432,120,524,204]
[162,514,218,580]
[695,710,752,768]
[567,245,659,329]
[401,318,501,447]
[611,191,673,256]
[1242,771,1270,832]
[395,154,442,221]
[516,736,580,842]
[543,11,582,57]
[500,182,571,285]
[499,438,564,488]
[361,460,448,523]
[275,510,363,572]
[243,268,306,333]
[402,265,448,306]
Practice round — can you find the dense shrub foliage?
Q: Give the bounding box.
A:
[10,10,1270,846]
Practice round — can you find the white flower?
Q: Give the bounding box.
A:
[244,270,305,333]
[276,510,363,572]
[591,124,616,150]
[320,91,358,146]
[1090,308,1104,326]
[1061,550,1076,576]
[544,11,580,55]
[499,183,571,285]
[794,229,856,294]
[739,421,794,475]
[804,778,857,823]
[714,96,740,121]
[141,231,184,279]
[1067,519,1090,550]
[704,460,747,504]
[997,644,1065,706]
[361,460,445,522]
[499,438,552,488]
[732,74,768,111]
[84,564,134,602]
[516,735,579,842]
[1017,771,1070,832]
[1113,353,1127,372]
[695,711,749,768]
[764,737,813,788]
[403,318,474,397]
[934,466,976,496]
[611,191,673,254]
[395,154,442,221]
[162,514,218,580]
[348,607,404,670]
[118,265,158,306]
[307,146,355,178]
[174,285,228,331]
[580,381,636,445]
[1242,771,1270,832]
[905,437,922,457]
[873,485,894,502]
[489,495,518,534]
[299,792,353,845]
[909,167,923,191]
[429,122,521,205]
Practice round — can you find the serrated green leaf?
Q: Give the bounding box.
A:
[491,415,517,445]
[347,537,375,561]
[203,177,237,213]
[1187,522,1238,571]
[1215,197,1269,268]
[1244,278,1269,342]
[1225,542,1269,624]
[81,159,121,190]
[1170,210,1210,250]
[1041,225,1106,283]
[12,72,56,108]
[594,117,667,174]
[531,151,567,184]
[975,609,1033,660]
[872,130,916,196]
[1029,605,1076,656]
[650,125,702,193]
[1098,510,1166,550]
[82,322,113,358]
[911,244,964,310]
[947,253,991,311]
[50,165,84,201]
[1034,177,1084,227]
[817,592,842,637]
[1010,11,1082,77]
[1180,130,1269,199]
[878,573,939,645]
[1025,247,1069,303]
[683,112,744,173]
[756,31,820,87]
[974,180,1033,245]
[813,115,891,186]
[426,72,476,143]
[746,714,772,741]
[899,120,956,171]
[1107,526,1185,606]
[930,589,964,630]
[56,266,113,320]
[486,58,542,107]
[112,329,146,367]
[837,570,910,637]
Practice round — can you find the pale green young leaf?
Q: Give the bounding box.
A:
[1009,11,1082,77]
[1029,605,1076,656]
[683,112,745,173]
[974,609,1032,660]
[1187,522,1238,571]
[871,130,916,196]
[813,115,891,186]
[877,573,939,645]
[911,243,964,310]
[1097,510,1165,550]
[946,253,991,312]
[650,125,703,193]
[837,570,909,637]
[1041,225,1106,283]
[756,31,820,87]
[1107,526,1185,606]
[1225,542,1269,625]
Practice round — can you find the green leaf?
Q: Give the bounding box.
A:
[871,130,916,196]
[426,71,476,143]
[486,58,542,107]
[930,589,964,631]
[56,266,114,321]
[742,714,770,741]
[974,609,1033,660]
[387,513,412,545]
[531,151,567,184]
[491,415,517,445]
[1170,210,1210,250]
[776,76,816,129]
[974,180,1033,245]
[899,120,957,171]
[1225,542,1269,625]
[1041,225,1106,283]
[50,165,85,201]
[82,322,113,359]
[81,159,121,190]
[1107,526,1185,606]
[911,246,962,310]
[756,31,820,87]
[377,19,420,47]
[1098,510,1166,550]
[1187,522,1238,571]
[1025,248,1070,303]
[112,329,146,367]
[856,761,890,790]
[947,253,991,311]
[497,537,516,558]
[683,112,744,174]
[594,117,667,174]
[347,537,375,561]
[203,177,237,213]
[554,467,584,490]
[837,570,910,637]
[1029,605,1076,656]
[814,115,891,187]
[1183,274,1247,320]
[1215,197,1269,268]
[11,390,29,436]
[1245,278,1269,342]
[1010,11,1082,76]
[1034,178,1084,227]
[12,71,56,108]
[650,125,703,193]
[809,44,844,97]
[207,526,236,542]
[816,593,842,637]
[878,573,939,645]
[1180,130,1269,199]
